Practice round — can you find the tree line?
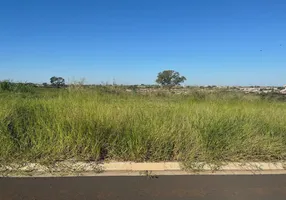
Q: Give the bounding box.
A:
[47,70,187,88]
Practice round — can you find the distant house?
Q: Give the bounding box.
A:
[280,88,286,94]
[281,85,286,94]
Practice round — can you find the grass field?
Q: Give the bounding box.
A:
[0,83,286,167]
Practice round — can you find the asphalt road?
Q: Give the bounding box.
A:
[1,175,286,200]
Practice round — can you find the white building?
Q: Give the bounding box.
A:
[280,88,286,94]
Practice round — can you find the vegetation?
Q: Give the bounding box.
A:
[156,70,186,87]
[50,76,65,88]
[0,80,35,93]
[0,82,285,167]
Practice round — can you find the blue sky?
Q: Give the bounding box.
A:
[0,0,286,86]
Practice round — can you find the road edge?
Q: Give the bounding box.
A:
[1,161,286,177]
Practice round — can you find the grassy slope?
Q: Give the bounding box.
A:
[0,87,286,166]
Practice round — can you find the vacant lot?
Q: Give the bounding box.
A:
[0,85,286,166]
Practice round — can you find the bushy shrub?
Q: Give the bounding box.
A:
[0,80,35,93]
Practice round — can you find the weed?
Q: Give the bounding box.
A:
[0,87,285,169]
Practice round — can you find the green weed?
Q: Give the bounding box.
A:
[0,87,285,168]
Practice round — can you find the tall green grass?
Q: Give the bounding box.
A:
[0,87,285,166]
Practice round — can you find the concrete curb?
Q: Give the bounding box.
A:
[1,162,286,177]
[103,162,286,171]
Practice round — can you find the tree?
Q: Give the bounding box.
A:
[156,70,186,88]
[50,76,65,88]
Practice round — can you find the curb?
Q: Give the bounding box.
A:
[103,162,286,171]
[1,162,286,177]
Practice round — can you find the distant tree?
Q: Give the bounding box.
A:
[156,70,186,88]
[25,82,36,87]
[50,76,65,88]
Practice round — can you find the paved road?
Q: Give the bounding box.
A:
[0,175,286,200]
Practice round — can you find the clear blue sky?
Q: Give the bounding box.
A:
[1,0,286,86]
